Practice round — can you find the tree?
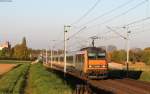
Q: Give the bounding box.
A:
[13,37,29,60]
[141,50,150,65]
[144,47,150,51]
[130,48,142,63]
[111,50,126,63]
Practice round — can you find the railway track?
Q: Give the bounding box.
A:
[90,79,150,94]
[45,64,150,94]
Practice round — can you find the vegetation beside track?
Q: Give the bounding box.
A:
[0,64,30,94]
[140,71,150,82]
[0,60,31,64]
[25,63,72,94]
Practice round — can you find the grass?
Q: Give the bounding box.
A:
[128,65,150,82]
[0,60,31,64]
[139,71,150,82]
[25,63,73,94]
[0,64,30,94]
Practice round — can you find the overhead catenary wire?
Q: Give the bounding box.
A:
[87,0,148,29]
[55,0,149,52]
[71,0,101,26]
[78,0,135,28]
[123,16,150,27]
[67,26,87,40]
[106,26,127,39]
[69,0,147,41]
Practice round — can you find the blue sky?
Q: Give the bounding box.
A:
[0,0,149,50]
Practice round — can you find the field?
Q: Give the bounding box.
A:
[0,64,30,93]
[0,64,17,75]
[0,60,73,94]
[25,63,72,94]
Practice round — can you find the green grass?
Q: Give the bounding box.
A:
[127,65,150,82]
[0,60,31,64]
[25,63,72,94]
[139,71,150,82]
[0,64,30,94]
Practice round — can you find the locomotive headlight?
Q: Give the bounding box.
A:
[102,65,106,68]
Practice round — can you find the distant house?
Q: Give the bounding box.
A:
[0,41,11,50]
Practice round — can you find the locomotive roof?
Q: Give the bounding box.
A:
[80,47,105,52]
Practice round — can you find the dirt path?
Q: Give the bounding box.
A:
[0,64,17,75]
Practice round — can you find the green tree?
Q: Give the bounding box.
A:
[13,37,29,60]
[111,50,126,63]
[130,49,142,63]
[141,50,150,65]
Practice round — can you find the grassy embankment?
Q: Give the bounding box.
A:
[0,64,30,94]
[25,63,73,94]
[128,64,150,82]
[0,60,31,64]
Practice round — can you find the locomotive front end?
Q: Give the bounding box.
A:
[86,48,108,79]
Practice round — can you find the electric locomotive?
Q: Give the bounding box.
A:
[52,47,108,79]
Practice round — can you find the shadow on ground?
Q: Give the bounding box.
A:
[108,69,142,79]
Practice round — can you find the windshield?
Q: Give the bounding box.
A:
[97,53,105,58]
[88,53,97,59]
[88,52,106,60]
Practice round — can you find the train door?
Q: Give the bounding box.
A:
[75,54,84,72]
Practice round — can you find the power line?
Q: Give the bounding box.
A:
[106,26,127,39]
[86,0,148,30]
[78,0,135,28]
[71,0,101,26]
[71,0,144,38]
[123,16,150,27]
[67,26,87,40]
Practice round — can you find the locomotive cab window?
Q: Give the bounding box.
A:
[88,53,96,59]
[97,53,106,59]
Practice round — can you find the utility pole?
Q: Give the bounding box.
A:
[126,30,131,77]
[50,46,53,68]
[107,26,131,77]
[46,49,48,64]
[64,25,71,74]
[50,40,55,68]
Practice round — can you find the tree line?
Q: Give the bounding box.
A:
[108,47,150,65]
[0,37,31,60]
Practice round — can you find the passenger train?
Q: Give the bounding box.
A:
[52,47,108,79]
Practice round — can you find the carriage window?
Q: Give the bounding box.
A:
[67,56,73,63]
[76,54,84,63]
[60,57,64,62]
